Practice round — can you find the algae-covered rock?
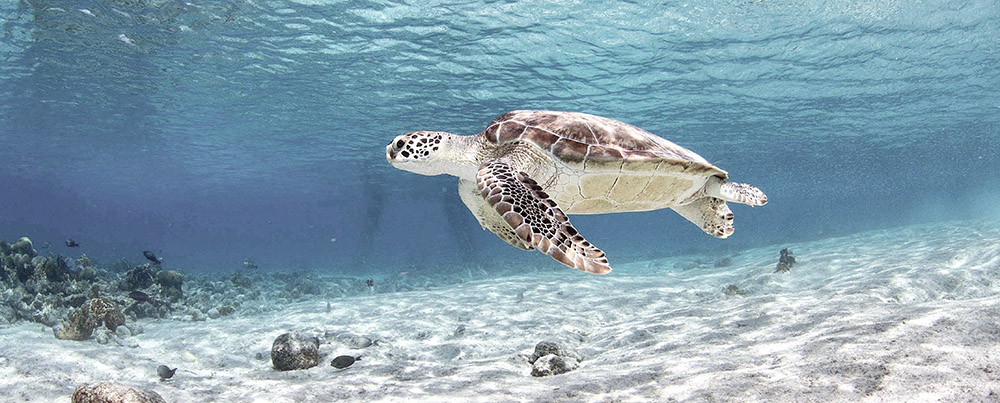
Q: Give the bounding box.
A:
[54,297,125,340]
[528,341,581,363]
[88,297,125,331]
[71,382,166,403]
[54,306,98,341]
[216,305,235,316]
[527,341,582,377]
[271,332,320,371]
[123,265,155,290]
[156,270,184,301]
[531,354,579,377]
[39,257,67,282]
[155,270,183,289]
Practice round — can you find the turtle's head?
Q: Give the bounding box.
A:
[386,131,476,177]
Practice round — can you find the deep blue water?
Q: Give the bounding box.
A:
[1,0,998,276]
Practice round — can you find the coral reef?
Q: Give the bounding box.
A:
[53,297,126,340]
[2,235,469,335]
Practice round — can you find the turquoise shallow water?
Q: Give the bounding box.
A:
[1,0,998,275]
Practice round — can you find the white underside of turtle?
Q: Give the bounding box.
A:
[387,110,767,274]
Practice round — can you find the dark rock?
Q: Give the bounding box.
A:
[776,248,796,273]
[528,341,581,363]
[65,294,89,308]
[79,267,99,281]
[271,333,320,371]
[71,382,166,403]
[724,284,746,296]
[230,272,252,288]
[161,286,183,301]
[155,270,183,290]
[123,265,155,291]
[216,305,235,316]
[531,354,579,377]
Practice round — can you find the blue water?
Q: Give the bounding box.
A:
[1,0,998,276]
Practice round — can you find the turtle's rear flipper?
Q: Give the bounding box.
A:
[672,197,735,239]
[721,182,767,206]
[476,160,612,274]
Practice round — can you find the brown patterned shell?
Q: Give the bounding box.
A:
[480,110,727,178]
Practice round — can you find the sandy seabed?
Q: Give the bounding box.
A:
[1,220,998,402]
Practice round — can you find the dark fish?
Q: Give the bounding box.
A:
[129,290,151,302]
[143,250,162,264]
[157,365,176,380]
[65,239,79,248]
[330,355,361,369]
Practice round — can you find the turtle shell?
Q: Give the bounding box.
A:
[481,110,726,178]
[479,110,728,213]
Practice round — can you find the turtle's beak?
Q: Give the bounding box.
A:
[386,142,396,162]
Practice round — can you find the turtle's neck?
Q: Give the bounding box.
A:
[441,133,483,179]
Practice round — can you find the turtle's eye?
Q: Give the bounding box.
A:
[395,139,405,150]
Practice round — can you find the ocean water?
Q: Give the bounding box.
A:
[1,0,998,275]
[2,1,1000,400]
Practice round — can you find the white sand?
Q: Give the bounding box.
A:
[1,220,998,402]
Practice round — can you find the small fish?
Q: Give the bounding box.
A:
[78,9,95,17]
[330,355,361,369]
[41,242,50,249]
[129,290,152,302]
[241,258,258,270]
[65,239,79,248]
[143,250,163,264]
[157,365,176,380]
[118,33,134,45]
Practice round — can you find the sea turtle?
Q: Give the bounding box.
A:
[386,110,767,274]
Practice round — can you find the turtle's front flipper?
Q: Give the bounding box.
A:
[476,160,612,274]
[458,179,532,251]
